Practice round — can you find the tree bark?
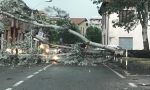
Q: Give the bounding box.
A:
[141,1,149,50]
[68,29,116,51]
[142,26,149,50]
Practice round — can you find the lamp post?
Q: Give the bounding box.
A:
[30,11,34,52]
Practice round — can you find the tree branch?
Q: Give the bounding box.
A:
[137,10,144,27]
[0,10,118,52]
[0,10,63,29]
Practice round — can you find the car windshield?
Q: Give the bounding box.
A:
[0,0,149,90]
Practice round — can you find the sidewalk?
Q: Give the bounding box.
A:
[106,58,150,89]
[127,75,150,89]
[110,57,150,75]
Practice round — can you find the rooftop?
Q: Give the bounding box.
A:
[90,16,102,20]
[70,18,87,25]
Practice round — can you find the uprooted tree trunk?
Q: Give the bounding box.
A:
[68,29,116,51]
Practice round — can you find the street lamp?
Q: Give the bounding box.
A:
[30,11,34,52]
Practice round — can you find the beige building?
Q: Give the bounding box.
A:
[70,18,88,36]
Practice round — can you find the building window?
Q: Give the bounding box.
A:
[86,23,88,26]
[83,28,84,35]
[119,37,133,50]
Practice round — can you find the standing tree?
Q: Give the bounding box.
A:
[86,26,102,43]
[41,27,60,44]
[93,0,150,50]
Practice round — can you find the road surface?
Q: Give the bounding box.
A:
[0,64,149,90]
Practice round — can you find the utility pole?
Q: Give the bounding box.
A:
[30,11,34,52]
[0,20,5,50]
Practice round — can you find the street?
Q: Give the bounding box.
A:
[0,63,148,90]
[0,0,150,90]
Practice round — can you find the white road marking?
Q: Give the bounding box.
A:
[13,80,24,87]
[141,83,146,86]
[124,88,128,90]
[103,63,126,79]
[43,66,49,70]
[89,70,91,72]
[43,67,48,70]
[128,83,138,87]
[26,75,34,79]
[38,69,43,72]
[33,71,39,75]
[128,74,150,77]
[43,64,52,70]
[6,88,12,90]
[6,64,52,90]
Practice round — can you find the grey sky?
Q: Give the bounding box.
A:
[23,0,100,19]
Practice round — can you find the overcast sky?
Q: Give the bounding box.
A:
[23,0,100,19]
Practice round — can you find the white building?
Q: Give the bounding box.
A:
[89,16,102,29]
[100,1,150,50]
[101,13,150,50]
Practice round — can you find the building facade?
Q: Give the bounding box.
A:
[100,0,150,50]
[109,13,142,50]
[70,18,88,36]
[89,16,102,29]
[107,13,150,50]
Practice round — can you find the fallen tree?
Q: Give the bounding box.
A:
[0,10,119,52]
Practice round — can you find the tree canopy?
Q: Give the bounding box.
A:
[93,0,150,31]
[86,26,102,43]
[45,6,69,18]
[0,0,32,19]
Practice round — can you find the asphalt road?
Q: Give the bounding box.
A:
[0,64,149,90]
